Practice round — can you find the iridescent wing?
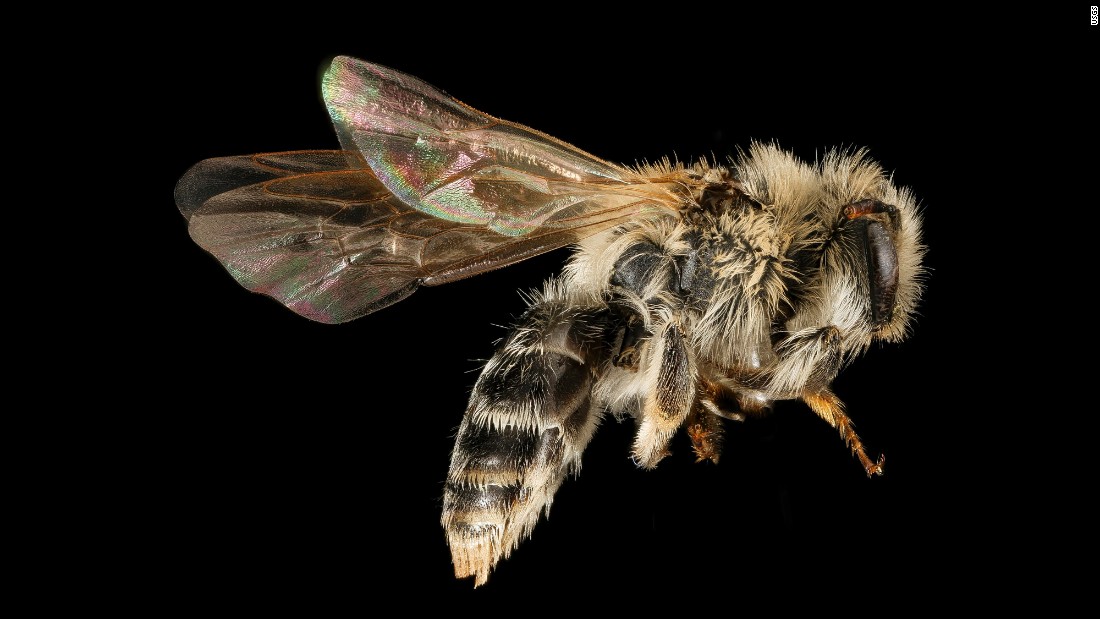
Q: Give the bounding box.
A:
[322,56,681,237]
[177,57,685,324]
[178,150,419,323]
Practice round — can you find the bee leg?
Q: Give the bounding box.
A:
[442,298,610,586]
[686,401,725,464]
[698,376,747,422]
[774,326,884,476]
[612,311,647,371]
[686,377,749,464]
[802,390,885,477]
[632,321,696,468]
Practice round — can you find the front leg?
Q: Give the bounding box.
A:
[769,325,884,476]
[442,292,611,586]
[803,390,885,477]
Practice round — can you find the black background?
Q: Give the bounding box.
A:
[125,7,1092,611]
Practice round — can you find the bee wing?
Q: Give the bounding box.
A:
[177,57,685,324]
[176,150,675,324]
[321,56,680,237]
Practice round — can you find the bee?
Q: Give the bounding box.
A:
[175,56,925,586]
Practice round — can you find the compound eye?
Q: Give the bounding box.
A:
[843,199,899,328]
[864,219,898,327]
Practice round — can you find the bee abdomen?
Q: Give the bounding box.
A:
[443,293,608,586]
[443,420,570,586]
[447,423,561,488]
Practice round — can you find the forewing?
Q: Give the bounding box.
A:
[177,150,619,324]
[321,56,679,237]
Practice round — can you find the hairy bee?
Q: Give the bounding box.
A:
[175,56,925,587]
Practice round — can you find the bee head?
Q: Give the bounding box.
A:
[815,150,926,351]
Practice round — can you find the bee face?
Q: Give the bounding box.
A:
[177,56,925,587]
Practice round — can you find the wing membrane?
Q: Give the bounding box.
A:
[176,151,667,323]
[178,151,422,322]
[322,56,679,236]
[177,57,687,324]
